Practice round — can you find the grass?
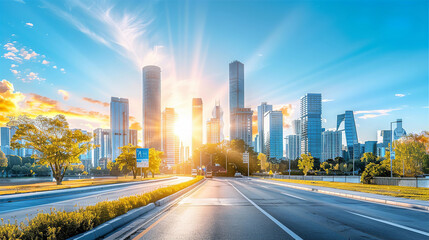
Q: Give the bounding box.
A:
[267,178,429,201]
[0,176,204,240]
[0,175,171,196]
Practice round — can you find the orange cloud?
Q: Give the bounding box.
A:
[130,122,142,130]
[277,104,293,128]
[82,97,109,107]
[0,80,25,123]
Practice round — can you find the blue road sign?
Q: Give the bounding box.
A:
[136,148,149,168]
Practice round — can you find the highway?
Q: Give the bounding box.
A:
[127,178,429,240]
[0,177,192,223]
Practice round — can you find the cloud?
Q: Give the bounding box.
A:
[322,99,334,102]
[25,72,45,82]
[0,80,25,123]
[60,68,65,73]
[10,69,19,75]
[42,60,49,65]
[355,109,400,119]
[395,94,406,97]
[5,43,18,53]
[26,22,34,27]
[53,65,57,69]
[58,89,69,100]
[20,48,38,60]
[82,97,109,107]
[11,64,18,68]
[277,104,293,128]
[130,122,142,131]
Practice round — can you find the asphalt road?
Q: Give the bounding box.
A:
[0,177,192,223]
[129,178,429,240]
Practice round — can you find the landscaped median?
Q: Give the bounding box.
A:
[0,176,204,240]
[265,178,429,201]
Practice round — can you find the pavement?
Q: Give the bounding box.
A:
[0,177,192,223]
[124,178,429,240]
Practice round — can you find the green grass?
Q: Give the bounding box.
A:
[268,178,429,201]
[0,176,204,240]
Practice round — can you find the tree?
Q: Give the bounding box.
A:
[320,162,332,174]
[148,148,162,178]
[258,153,268,172]
[393,134,429,176]
[361,160,391,184]
[8,115,94,185]
[0,150,7,176]
[298,153,314,176]
[115,144,138,179]
[360,152,377,166]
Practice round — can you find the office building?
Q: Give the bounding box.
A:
[292,119,301,135]
[253,134,259,152]
[162,108,177,167]
[257,102,273,153]
[206,102,224,144]
[321,130,342,161]
[110,97,129,161]
[143,65,161,150]
[353,143,363,160]
[93,128,111,169]
[377,130,392,157]
[300,93,322,159]
[264,111,283,160]
[364,141,377,155]
[337,111,358,159]
[192,98,203,156]
[233,108,253,146]
[128,129,138,146]
[229,60,245,140]
[393,119,407,140]
[285,135,300,160]
[0,127,11,155]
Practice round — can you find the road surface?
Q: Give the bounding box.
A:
[127,178,429,240]
[0,177,192,223]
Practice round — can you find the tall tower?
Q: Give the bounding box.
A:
[143,65,161,150]
[229,60,244,140]
[162,108,177,167]
[263,111,283,160]
[192,98,203,156]
[337,110,358,159]
[257,102,273,153]
[300,93,322,159]
[93,128,111,169]
[110,97,129,161]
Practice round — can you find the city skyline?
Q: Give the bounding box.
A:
[1,0,428,148]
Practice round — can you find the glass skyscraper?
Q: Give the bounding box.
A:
[285,135,300,160]
[229,60,245,141]
[264,111,283,160]
[321,130,342,161]
[393,119,406,140]
[162,108,177,167]
[110,97,129,161]
[336,110,358,159]
[143,65,161,150]
[93,128,111,169]
[257,102,273,153]
[300,93,322,159]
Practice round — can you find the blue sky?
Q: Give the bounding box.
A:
[0,0,428,147]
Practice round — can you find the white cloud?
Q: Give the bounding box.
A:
[11,64,18,68]
[20,48,38,60]
[42,60,49,65]
[26,22,34,27]
[322,99,334,103]
[25,72,45,82]
[5,43,18,53]
[395,93,406,97]
[58,89,70,100]
[10,69,19,75]
[53,65,57,69]
[355,109,400,119]
[60,68,65,73]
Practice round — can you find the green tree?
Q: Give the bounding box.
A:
[393,134,429,176]
[320,162,332,174]
[360,152,377,166]
[148,148,162,178]
[115,144,138,179]
[258,153,268,172]
[8,115,95,185]
[0,150,7,176]
[298,153,314,176]
[361,160,391,184]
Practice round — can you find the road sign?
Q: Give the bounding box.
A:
[136,148,149,168]
[243,152,249,163]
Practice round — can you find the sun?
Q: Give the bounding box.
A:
[174,115,192,145]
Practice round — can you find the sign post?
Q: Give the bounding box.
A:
[243,151,249,179]
[136,148,149,180]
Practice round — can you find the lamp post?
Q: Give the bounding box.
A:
[390,120,399,178]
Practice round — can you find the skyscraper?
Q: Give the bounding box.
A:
[0,127,11,155]
[162,108,177,167]
[192,98,203,156]
[337,111,358,159]
[93,128,111,169]
[233,108,253,146]
[264,111,283,160]
[229,60,244,140]
[257,102,273,153]
[364,141,377,155]
[285,135,300,160]
[321,130,342,161]
[377,130,392,157]
[206,102,224,144]
[292,119,301,135]
[128,129,138,146]
[393,119,407,140]
[300,93,322,159]
[143,65,161,150]
[110,97,129,161]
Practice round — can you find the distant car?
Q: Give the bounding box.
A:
[206,171,213,178]
[234,172,243,178]
[191,169,197,177]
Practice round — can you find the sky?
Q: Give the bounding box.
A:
[0,0,428,148]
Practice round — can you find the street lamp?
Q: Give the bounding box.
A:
[390,120,400,178]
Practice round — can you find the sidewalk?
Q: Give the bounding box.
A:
[255,178,429,211]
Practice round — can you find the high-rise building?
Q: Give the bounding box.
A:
[128,129,138,146]
[93,128,111,169]
[285,135,300,160]
[77,129,92,171]
[257,102,273,153]
[292,119,301,135]
[393,119,407,140]
[253,134,259,152]
[0,127,10,155]
[364,141,377,155]
[185,146,190,162]
[143,65,161,150]
[179,142,184,164]
[206,102,224,144]
[229,60,244,140]
[321,130,342,161]
[233,108,253,146]
[110,97,129,161]
[300,93,322,159]
[337,111,358,159]
[162,108,177,167]
[192,98,203,156]
[264,111,283,160]
[377,130,392,157]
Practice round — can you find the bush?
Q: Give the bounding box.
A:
[0,177,203,240]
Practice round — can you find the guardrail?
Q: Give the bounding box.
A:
[257,174,361,183]
[372,177,429,188]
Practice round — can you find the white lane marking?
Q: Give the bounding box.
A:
[228,181,303,240]
[281,192,306,201]
[347,211,429,237]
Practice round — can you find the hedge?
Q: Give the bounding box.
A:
[0,176,203,240]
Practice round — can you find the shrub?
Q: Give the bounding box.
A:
[0,177,203,240]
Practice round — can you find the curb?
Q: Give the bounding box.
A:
[0,177,177,203]
[257,179,429,212]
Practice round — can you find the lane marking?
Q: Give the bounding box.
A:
[281,192,306,201]
[132,209,173,240]
[347,211,429,237]
[228,181,303,240]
